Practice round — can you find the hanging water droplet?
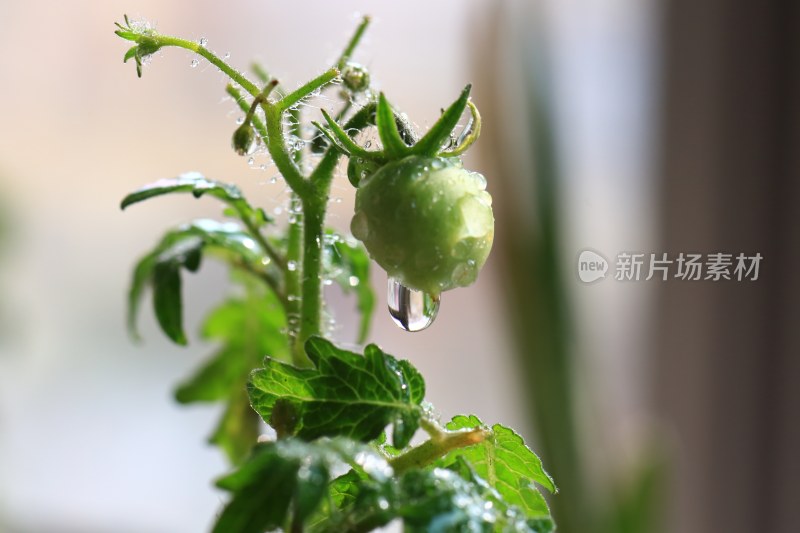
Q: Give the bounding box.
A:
[247,157,255,165]
[387,277,440,332]
[190,58,199,68]
[198,37,208,47]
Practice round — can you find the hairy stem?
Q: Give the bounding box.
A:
[336,15,371,69]
[297,195,326,354]
[263,102,311,196]
[277,68,340,112]
[149,35,260,96]
[286,194,305,364]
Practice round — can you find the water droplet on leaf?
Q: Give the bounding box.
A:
[387,277,440,332]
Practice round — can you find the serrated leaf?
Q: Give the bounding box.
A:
[213,438,392,533]
[120,172,272,227]
[248,336,424,445]
[439,415,557,520]
[323,231,374,343]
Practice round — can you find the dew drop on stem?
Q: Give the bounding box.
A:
[387,277,440,332]
[190,58,199,68]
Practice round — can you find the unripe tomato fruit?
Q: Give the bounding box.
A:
[351,155,494,296]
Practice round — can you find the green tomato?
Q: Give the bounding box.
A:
[351,155,494,296]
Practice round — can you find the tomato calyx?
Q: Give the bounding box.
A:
[316,84,481,175]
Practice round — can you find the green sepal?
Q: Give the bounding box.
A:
[123,46,138,62]
[411,84,472,156]
[376,93,411,159]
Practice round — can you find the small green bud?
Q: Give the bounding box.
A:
[342,62,370,93]
[231,123,257,156]
[136,36,162,57]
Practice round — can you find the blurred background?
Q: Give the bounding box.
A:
[0,0,797,532]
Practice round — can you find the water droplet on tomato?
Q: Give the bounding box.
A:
[387,277,439,332]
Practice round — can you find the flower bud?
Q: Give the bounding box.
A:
[341,63,370,93]
[231,123,257,156]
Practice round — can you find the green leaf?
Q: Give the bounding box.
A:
[152,260,187,344]
[127,219,276,343]
[310,466,553,533]
[438,415,557,520]
[213,438,392,533]
[120,172,272,227]
[323,231,374,343]
[248,337,425,445]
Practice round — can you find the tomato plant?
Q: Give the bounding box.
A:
[116,14,556,532]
